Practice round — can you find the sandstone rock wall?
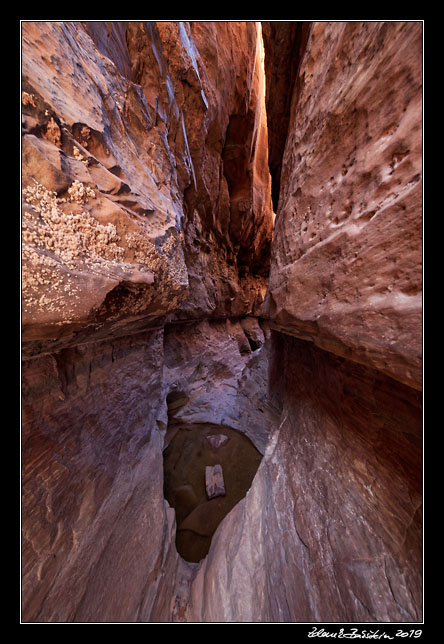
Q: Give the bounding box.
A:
[162,317,277,453]
[22,21,422,624]
[179,333,422,622]
[22,20,275,622]
[21,316,277,622]
[22,21,273,358]
[261,21,423,391]
[21,330,176,621]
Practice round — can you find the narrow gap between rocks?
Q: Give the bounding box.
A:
[159,24,299,566]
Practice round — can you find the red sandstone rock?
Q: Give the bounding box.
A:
[21,20,422,625]
[181,333,422,622]
[21,21,273,358]
[22,22,188,355]
[261,22,423,391]
[162,318,277,453]
[160,21,274,320]
[21,330,176,622]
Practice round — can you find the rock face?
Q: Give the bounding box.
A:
[21,311,277,621]
[261,21,422,391]
[180,333,422,622]
[21,21,273,357]
[162,317,277,453]
[21,330,175,622]
[21,21,422,624]
[22,23,186,354]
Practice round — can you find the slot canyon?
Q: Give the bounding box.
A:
[21,21,423,623]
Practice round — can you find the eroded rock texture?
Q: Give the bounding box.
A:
[22,21,273,356]
[21,20,274,622]
[22,20,422,624]
[162,317,276,453]
[261,21,423,391]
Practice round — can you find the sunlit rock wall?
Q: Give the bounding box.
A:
[21,20,273,622]
[21,21,422,624]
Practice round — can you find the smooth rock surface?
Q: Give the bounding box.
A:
[21,329,176,622]
[261,21,423,390]
[21,314,277,619]
[180,333,422,622]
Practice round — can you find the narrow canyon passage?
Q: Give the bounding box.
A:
[21,21,422,623]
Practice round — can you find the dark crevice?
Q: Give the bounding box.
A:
[246,336,261,352]
[221,110,256,275]
[261,21,311,211]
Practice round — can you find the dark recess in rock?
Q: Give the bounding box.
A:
[261,21,311,211]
